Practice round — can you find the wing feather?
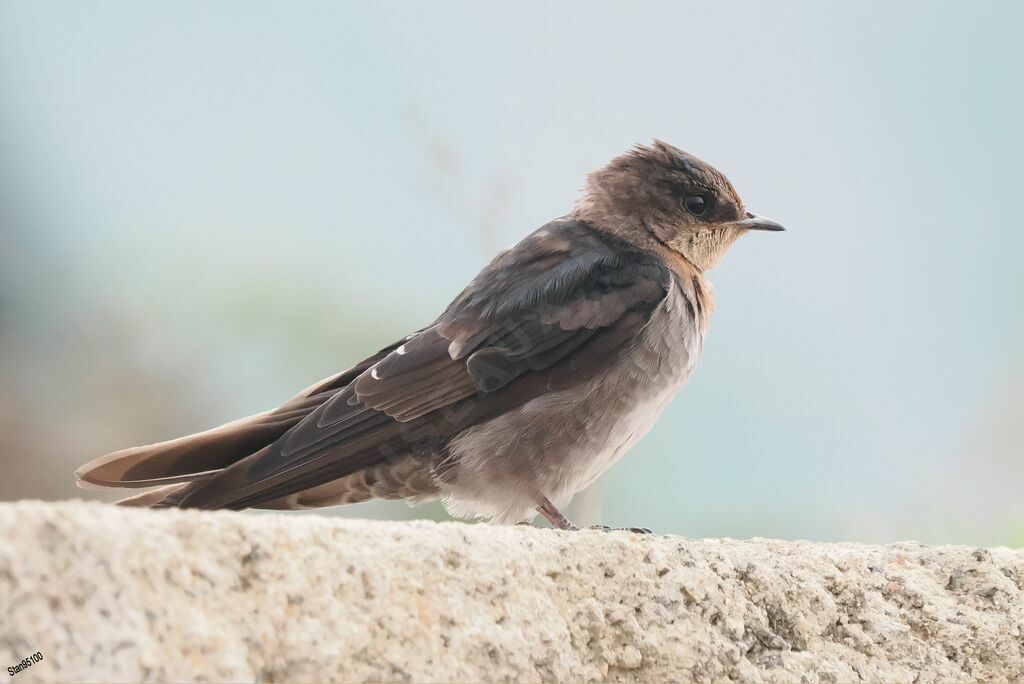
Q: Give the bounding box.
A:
[174,221,672,510]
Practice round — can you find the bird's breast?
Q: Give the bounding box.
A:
[439,278,705,524]
[562,281,704,490]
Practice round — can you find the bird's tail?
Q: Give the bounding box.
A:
[114,483,191,507]
[75,408,308,505]
[77,341,406,508]
[75,365,371,506]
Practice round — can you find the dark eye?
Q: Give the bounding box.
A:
[684,194,708,217]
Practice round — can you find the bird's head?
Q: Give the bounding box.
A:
[574,140,783,271]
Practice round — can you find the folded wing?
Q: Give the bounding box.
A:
[98,221,673,510]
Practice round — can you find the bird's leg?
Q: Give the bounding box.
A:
[534,497,651,533]
[536,496,578,531]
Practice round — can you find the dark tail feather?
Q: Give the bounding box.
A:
[76,384,349,489]
[115,482,194,507]
[76,407,314,489]
[78,341,407,503]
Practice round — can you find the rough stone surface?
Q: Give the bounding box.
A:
[1,501,1022,683]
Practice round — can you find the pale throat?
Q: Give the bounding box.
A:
[676,227,744,272]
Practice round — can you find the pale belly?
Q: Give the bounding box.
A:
[441,285,704,524]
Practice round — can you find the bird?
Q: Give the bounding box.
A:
[76,140,783,530]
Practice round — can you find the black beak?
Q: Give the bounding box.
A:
[736,211,785,232]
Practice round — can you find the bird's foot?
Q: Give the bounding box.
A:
[588,525,653,534]
[535,496,579,531]
[534,497,652,533]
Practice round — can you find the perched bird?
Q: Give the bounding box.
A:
[76,140,783,530]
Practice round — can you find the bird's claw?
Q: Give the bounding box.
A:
[588,524,652,534]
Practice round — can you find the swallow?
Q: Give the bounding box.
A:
[76,140,784,530]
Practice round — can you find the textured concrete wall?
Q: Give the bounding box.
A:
[1,501,1022,683]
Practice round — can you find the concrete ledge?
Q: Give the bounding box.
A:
[1,501,1022,683]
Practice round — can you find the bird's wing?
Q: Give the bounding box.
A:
[175,221,672,509]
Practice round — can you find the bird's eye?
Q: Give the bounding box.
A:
[684,194,708,217]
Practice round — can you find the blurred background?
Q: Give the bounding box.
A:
[1,1,1021,545]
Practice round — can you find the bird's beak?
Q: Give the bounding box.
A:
[735,211,785,232]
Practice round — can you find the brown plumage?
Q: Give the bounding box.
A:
[76,140,783,529]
